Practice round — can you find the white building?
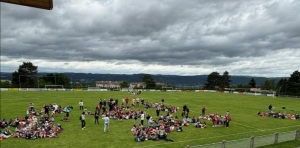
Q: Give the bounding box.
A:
[129,82,146,88]
[96,81,122,89]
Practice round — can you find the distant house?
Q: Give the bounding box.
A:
[0,80,11,83]
[155,82,165,86]
[129,82,146,88]
[96,81,122,89]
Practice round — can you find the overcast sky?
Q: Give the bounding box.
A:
[1,0,299,77]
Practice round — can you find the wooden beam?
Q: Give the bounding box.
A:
[1,0,53,10]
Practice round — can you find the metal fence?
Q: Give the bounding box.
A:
[190,130,299,148]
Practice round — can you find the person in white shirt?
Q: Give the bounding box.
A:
[140,112,145,126]
[80,112,86,130]
[102,115,110,132]
[79,100,84,110]
[122,98,125,105]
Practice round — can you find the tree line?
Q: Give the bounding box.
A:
[0,62,299,96]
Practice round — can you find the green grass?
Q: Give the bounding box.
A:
[0,91,299,148]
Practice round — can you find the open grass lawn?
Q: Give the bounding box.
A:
[0,91,299,148]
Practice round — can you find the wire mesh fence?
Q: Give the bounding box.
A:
[278,131,296,143]
[190,130,298,148]
[253,134,276,147]
[225,138,251,148]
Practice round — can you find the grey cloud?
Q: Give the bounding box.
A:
[1,0,300,76]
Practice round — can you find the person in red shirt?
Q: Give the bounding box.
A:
[96,104,101,111]
[125,97,129,106]
[118,111,123,122]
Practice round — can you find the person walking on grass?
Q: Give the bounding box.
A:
[79,100,84,110]
[80,112,86,130]
[102,115,110,132]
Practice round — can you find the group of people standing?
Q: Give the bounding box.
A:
[79,98,120,132]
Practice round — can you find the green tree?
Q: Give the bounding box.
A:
[276,78,288,95]
[261,79,276,90]
[41,73,70,87]
[142,74,156,89]
[288,70,300,95]
[220,71,231,89]
[248,78,256,88]
[204,72,221,90]
[120,81,129,89]
[0,81,11,88]
[11,62,38,88]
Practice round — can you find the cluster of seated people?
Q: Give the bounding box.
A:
[258,111,300,120]
[100,106,144,120]
[200,113,231,127]
[130,111,209,142]
[131,125,176,142]
[0,103,69,140]
[1,115,63,140]
[144,102,179,113]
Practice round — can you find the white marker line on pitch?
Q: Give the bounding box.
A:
[133,124,300,148]
[231,121,264,131]
[262,124,300,131]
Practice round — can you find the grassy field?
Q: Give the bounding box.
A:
[0,91,299,148]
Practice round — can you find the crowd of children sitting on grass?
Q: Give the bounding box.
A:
[258,111,300,120]
[1,96,232,142]
[257,104,299,120]
[0,103,71,140]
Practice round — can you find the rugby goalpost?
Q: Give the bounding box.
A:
[45,85,64,91]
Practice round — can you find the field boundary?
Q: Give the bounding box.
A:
[134,125,300,148]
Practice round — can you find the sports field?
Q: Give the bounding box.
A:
[0,91,299,148]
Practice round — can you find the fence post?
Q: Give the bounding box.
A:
[296,130,299,140]
[222,140,226,148]
[274,132,279,144]
[250,136,255,148]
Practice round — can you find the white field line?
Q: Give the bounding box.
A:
[133,124,300,148]
[230,121,264,131]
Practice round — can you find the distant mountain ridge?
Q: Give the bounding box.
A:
[0,72,284,86]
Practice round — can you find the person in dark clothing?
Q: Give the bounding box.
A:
[183,104,187,112]
[115,99,118,106]
[268,104,272,113]
[201,105,206,116]
[225,116,230,128]
[141,98,144,105]
[44,104,49,116]
[146,114,151,128]
[103,99,107,107]
[99,99,103,107]
[186,108,190,117]
[94,110,100,124]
